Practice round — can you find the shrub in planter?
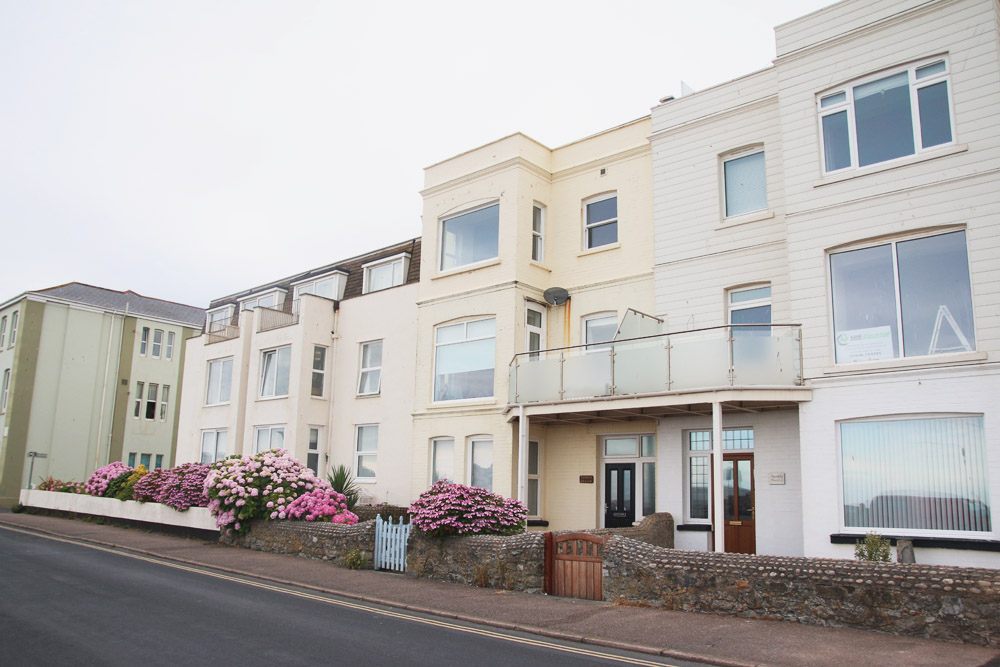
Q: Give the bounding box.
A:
[114,465,149,501]
[104,469,136,500]
[84,462,133,498]
[284,488,359,524]
[37,477,85,494]
[203,449,330,533]
[133,462,212,511]
[409,480,527,537]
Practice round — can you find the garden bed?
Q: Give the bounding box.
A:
[19,489,217,532]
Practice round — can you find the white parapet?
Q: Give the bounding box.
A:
[19,489,218,532]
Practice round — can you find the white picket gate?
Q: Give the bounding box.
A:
[374,515,411,572]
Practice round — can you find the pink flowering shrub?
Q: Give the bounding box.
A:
[84,462,133,497]
[133,463,212,511]
[285,488,359,524]
[409,480,527,537]
[203,449,355,533]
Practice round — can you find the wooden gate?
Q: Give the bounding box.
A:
[545,532,605,600]
[374,515,411,572]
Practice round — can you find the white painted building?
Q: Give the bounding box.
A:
[175,240,420,505]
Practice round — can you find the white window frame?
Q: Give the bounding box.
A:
[817,57,956,175]
[525,303,546,360]
[139,327,149,356]
[721,147,767,218]
[583,312,618,351]
[292,270,346,301]
[583,193,618,250]
[430,437,455,485]
[357,340,382,396]
[836,414,991,538]
[355,424,378,482]
[205,357,233,406]
[527,440,542,519]
[206,306,234,333]
[151,329,164,359]
[439,202,500,272]
[432,317,496,403]
[240,288,284,312]
[0,315,7,347]
[728,284,772,336]
[307,426,321,474]
[259,346,291,399]
[1,368,9,413]
[531,204,545,263]
[200,428,228,463]
[8,311,17,348]
[253,424,286,454]
[165,331,175,360]
[145,383,158,421]
[467,435,494,491]
[133,381,144,418]
[682,428,754,524]
[159,385,169,421]
[311,345,327,398]
[362,252,410,294]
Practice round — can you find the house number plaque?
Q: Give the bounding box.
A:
[579,475,595,484]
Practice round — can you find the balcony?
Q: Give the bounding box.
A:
[257,300,301,332]
[205,312,240,344]
[508,324,802,405]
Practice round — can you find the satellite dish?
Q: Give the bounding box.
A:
[543,287,569,306]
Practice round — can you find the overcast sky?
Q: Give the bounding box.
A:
[1,0,837,309]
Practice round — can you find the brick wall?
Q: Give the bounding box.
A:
[603,536,1000,647]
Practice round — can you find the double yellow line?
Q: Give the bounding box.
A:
[0,525,675,667]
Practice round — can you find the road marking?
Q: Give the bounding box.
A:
[0,525,677,666]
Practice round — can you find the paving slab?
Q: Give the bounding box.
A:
[1,511,997,667]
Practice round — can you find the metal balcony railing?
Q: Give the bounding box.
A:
[508,324,802,404]
[205,311,240,343]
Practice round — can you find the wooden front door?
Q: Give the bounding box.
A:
[723,454,756,554]
[545,533,605,600]
[604,463,635,528]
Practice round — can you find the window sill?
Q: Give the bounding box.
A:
[716,209,774,230]
[429,397,497,409]
[433,257,501,280]
[356,478,377,485]
[204,402,231,408]
[814,144,968,188]
[257,395,289,402]
[677,523,712,531]
[830,533,1000,552]
[527,519,549,527]
[528,260,552,272]
[355,392,381,399]
[822,350,987,375]
[577,242,620,258]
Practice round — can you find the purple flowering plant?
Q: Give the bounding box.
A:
[133,462,212,511]
[203,449,358,533]
[408,480,527,537]
[84,461,133,497]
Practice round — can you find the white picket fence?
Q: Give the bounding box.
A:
[374,515,411,572]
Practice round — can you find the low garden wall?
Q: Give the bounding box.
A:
[603,536,1000,647]
[406,530,546,592]
[220,518,375,568]
[566,512,674,549]
[19,489,217,532]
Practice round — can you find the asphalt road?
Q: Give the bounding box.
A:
[0,528,692,667]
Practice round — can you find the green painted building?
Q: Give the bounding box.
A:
[0,283,204,505]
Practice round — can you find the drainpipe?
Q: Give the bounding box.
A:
[325,305,340,483]
[517,404,528,503]
[712,401,724,552]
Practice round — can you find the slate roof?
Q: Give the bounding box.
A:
[207,238,422,311]
[31,283,206,327]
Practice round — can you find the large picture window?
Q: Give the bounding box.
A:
[840,416,990,534]
[260,346,291,398]
[819,59,953,173]
[434,318,495,401]
[830,230,974,364]
[440,203,499,272]
[254,425,285,453]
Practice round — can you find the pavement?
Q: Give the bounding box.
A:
[0,511,997,667]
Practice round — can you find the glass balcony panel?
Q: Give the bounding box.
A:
[670,334,731,390]
[732,334,799,385]
[513,357,563,403]
[614,340,668,395]
[563,351,613,399]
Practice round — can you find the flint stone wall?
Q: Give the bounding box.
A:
[221,519,375,567]
[603,536,1000,647]
[567,512,674,548]
[406,530,546,593]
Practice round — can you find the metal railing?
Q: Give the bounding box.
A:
[205,311,240,343]
[508,324,802,404]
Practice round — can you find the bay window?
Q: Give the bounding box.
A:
[440,203,499,272]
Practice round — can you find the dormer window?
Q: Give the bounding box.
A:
[293,270,348,301]
[239,289,285,312]
[206,306,234,333]
[363,253,410,294]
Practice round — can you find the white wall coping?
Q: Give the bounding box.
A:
[20,489,218,532]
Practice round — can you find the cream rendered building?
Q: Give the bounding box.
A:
[175,240,419,505]
[0,283,203,505]
[411,121,657,529]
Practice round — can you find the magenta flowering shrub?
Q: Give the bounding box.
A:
[133,463,212,511]
[203,449,352,533]
[84,462,133,497]
[285,488,359,524]
[409,481,527,537]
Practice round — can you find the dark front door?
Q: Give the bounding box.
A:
[604,463,635,528]
[722,454,756,554]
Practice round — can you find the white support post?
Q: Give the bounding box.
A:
[517,405,528,502]
[712,401,724,553]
